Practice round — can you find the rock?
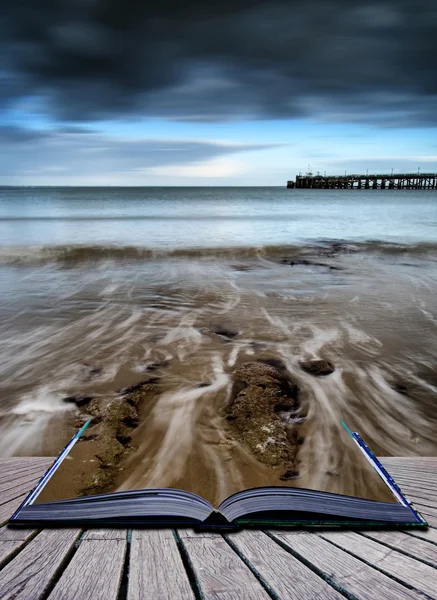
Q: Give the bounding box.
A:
[62,396,93,408]
[289,259,342,271]
[392,382,409,396]
[249,341,268,350]
[257,358,288,373]
[196,382,211,388]
[145,361,169,372]
[279,470,300,481]
[233,362,287,387]
[299,359,335,377]
[226,362,302,469]
[214,326,239,339]
[117,378,160,395]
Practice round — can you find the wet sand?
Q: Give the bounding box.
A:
[21,243,437,506]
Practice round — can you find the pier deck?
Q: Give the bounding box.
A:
[287,173,437,189]
[1,457,437,599]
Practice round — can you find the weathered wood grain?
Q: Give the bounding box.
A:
[128,529,195,600]
[0,493,29,526]
[0,477,39,507]
[409,502,437,518]
[0,525,35,542]
[181,534,270,599]
[415,510,437,527]
[83,529,126,540]
[48,538,127,600]
[0,460,53,479]
[381,457,437,464]
[394,487,437,509]
[389,476,437,490]
[0,526,37,568]
[270,530,422,600]
[385,471,437,485]
[178,529,224,539]
[419,512,437,527]
[0,474,40,501]
[0,457,53,467]
[0,463,50,482]
[406,527,437,543]
[361,530,437,567]
[0,529,81,600]
[225,529,343,599]
[0,468,44,489]
[320,530,437,598]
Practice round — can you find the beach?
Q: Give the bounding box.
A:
[1,186,437,504]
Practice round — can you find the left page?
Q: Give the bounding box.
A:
[33,362,397,508]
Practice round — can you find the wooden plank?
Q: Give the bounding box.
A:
[389,471,437,482]
[398,484,437,501]
[178,529,222,539]
[389,469,437,479]
[0,477,39,506]
[0,456,55,468]
[0,460,53,477]
[0,463,51,480]
[420,512,437,528]
[225,530,344,599]
[181,534,270,599]
[0,527,38,569]
[128,530,195,600]
[410,502,437,518]
[270,531,421,600]
[406,527,437,544]
[361,530,437,567]
[393,483,437,502]
[83,529,127,540]
[0,529,81,600]
[383,468,437,478]
[48,537,127,600]
[387,466,437,475]
[0,468,45,489]
[0,493,28,526]
[381,458,437,465]
[0,474,40,499]
[0,526,35,542]
[320,531,437,598]
[388,474,437,488]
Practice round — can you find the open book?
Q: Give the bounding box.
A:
[10,421,427,529]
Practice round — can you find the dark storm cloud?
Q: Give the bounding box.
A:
[0,127,279,180]
[1,1,436,125]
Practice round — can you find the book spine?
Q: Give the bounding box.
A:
[10,420,92,521]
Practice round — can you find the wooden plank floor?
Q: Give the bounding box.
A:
[0,457,437,599]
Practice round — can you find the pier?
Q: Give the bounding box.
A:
[287,172,437,189]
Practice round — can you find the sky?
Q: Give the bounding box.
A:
[1,0,437,186]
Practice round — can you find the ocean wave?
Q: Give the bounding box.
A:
[0,240,437,265]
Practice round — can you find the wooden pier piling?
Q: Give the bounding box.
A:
[287,173,437,190]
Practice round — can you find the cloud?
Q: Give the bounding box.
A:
[1,1,436,126]
[0,126,277,184]
[149,157,246,178]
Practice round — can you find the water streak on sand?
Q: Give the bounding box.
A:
[0,244,436,500]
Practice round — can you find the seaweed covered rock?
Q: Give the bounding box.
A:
[226,362,302,471]
[299,359,335,377]
[72,381,158,496]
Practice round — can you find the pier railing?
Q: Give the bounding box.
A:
[287,173,437,189]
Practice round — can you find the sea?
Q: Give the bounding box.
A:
[1,187,437,501]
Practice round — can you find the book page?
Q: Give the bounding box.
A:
[35,362,397,507]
